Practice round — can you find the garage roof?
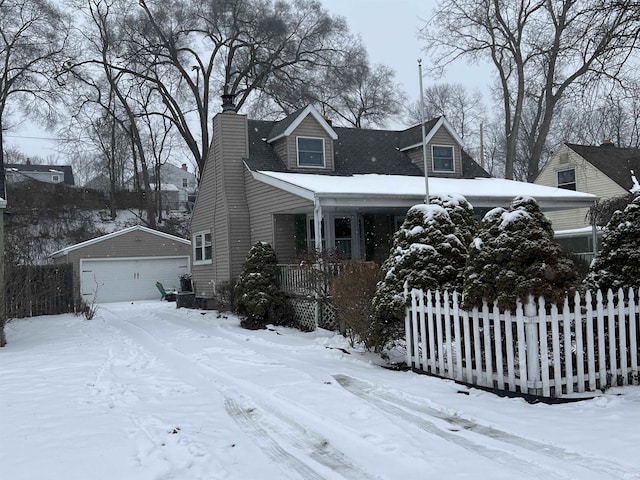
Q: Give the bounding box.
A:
[50,225,190,259]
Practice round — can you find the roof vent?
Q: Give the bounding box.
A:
[600,139,615,147]
[221,94,236,113]
[559,152,568,164]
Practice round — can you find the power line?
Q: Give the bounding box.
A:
[4,134,66,141]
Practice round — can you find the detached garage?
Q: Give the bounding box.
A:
[51,226,191,303]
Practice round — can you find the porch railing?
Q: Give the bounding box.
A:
[277,263,344,297]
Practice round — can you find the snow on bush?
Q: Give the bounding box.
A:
[586,195,640,292]
[463,196,578,311]
[428,193,477,248]
[370,201,469,351]
[233,242,292,329]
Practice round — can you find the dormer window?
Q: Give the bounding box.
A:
[432,145,454,172]
[297,137,325,168]
[557,168,576,190]
[51,174,61,183]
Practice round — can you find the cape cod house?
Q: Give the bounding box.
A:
[189,97,597,302]
[534,142,640,259]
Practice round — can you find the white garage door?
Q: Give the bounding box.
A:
[80,256,190,303]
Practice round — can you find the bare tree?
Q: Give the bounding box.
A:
[97,0,355,174]
[325,63,406,128]
[406,82,485,154]
[263,43,407,128]
[0,0,71,197]
[423,0,640,181]
[552,78,640,148]
[0,0,71,347]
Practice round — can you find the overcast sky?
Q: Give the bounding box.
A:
[321,0,492,110]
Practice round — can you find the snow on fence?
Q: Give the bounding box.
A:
[405,287,640,398]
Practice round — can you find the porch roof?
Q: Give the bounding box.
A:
[251,171,598,211]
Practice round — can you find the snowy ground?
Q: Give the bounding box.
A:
[2,302,640,480]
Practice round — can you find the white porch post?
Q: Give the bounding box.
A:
[313,196,322,252]
[591,203,599,258]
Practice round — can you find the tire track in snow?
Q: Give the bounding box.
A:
[98,307,377,480]
[223,396,325,480]
[334,375,631,480]
[224,393,380,480]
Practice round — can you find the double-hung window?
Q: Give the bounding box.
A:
[193,231,212,264]
[297,137,325,167]
[557,168,576,190]
[432,145,455,172]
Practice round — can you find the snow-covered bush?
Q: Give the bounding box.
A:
[233,242,292,329]
[370,203,468,351]
[585,195,640,292]
[428,193,477,248]
[463,196,578,311]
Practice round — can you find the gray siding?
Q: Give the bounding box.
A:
[190,120,218,297]
[283,115,334,171]
[244,169,312,262]
[190,111,251,297]
[273,138,287,163]
[406,125,463,177]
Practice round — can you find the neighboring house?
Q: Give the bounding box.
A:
[190,100,596,301]
[6,162,75,186]
[148,163,198,211]
[534,141,640,258]
[51,225,191,304]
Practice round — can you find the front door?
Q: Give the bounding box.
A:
[333,216,354,259]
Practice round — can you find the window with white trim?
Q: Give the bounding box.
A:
[51,174,61,183]
[432,145,455,172]
[557,168,576,191]
[297,137,325,167]
[193,231,212,264]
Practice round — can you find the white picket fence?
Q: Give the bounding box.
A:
[405,287,640,398]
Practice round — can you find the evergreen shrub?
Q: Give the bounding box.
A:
[463,196,578,311]
[585,195,640,293]
[233,242,293,329]
[370,202,469,351]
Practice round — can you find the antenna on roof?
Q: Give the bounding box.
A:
[418,59,430,204]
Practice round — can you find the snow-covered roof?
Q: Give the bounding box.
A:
[251,171,598,211]
[149,183,180,192]
[554,226,604,237]
[50,225,190,258]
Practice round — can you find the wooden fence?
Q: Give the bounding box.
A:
[405,287,640,398]
[5,263,76,319]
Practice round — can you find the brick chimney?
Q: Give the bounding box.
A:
[600,139,615,147]
[181,163,188,171]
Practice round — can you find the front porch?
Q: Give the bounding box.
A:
[274,210,406,265]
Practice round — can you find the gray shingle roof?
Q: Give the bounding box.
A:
[6,163,75,185]
[245,119,490,179]
[266,108,307,141]
[566,143,640,191]
[397,118,441,149]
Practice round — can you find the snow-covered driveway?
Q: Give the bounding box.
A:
[2,302,640,480]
